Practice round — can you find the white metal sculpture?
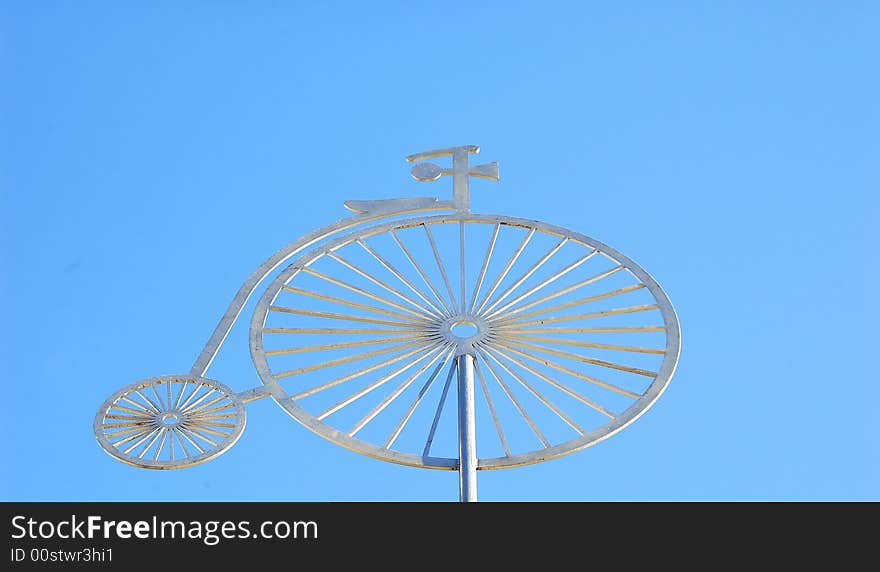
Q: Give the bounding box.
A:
[94,146,681,502]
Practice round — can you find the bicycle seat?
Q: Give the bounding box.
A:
[344,197,442,215]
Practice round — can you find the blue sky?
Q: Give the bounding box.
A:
[2,1,877,501]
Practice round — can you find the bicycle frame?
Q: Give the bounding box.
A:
[189,200,458,388]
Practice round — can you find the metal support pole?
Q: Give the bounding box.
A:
[457,353,478,502]
[452,147,470,212]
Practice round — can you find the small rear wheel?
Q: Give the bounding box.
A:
[94,375,246,469]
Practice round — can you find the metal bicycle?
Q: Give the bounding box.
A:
[94,145,681,501]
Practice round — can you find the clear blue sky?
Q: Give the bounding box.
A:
[2,1,877,501]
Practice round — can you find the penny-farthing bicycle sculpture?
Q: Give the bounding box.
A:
[94,145,681,501]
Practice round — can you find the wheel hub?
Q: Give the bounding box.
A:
[438,314,491,351]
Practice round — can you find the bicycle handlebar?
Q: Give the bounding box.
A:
[405,145,480,163]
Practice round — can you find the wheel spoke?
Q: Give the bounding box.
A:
[490,341,640,400]
[282,286,432,323]
[499,326,665,334]
[496,337,658,377]
[290,343,438,400]
[423,223,460,313]
[180,426,218,447]
[385,350,456,449]
[475,228,536,313]
[102,421,152,430]
[152,429,168,462]
[136,389,162,413]
[480,345,585,434]
[328,251,443,319]
[485,249,597,319]
[183,424,229,440]
[317,344,446,420]
[104,413,152,421]
[475,347,551,448]
[121,395,155,415]
[184,401,235,417]
[268,306,425,328]
[107,405,152,417]
[265,336,426,357]
[176,426,205,454]
[498,304,659,328]
[468,222,500,312]
[498,333,665,355]
[153,383,177,409]
[484,344,616,419]
[349,345,454,436]
[490,265,624,321]
[173,379,189,409]
[120,427,160,454]
[137,429,166,459]
[180,388,221,414]
[301,267,433,320]
[105,425,151,439]
[356,238,448,318]
[177,383,205,411]
[195,421,236,429]
[151,384,166,410]
[496,284,648,324]
[474,359,511,456]
[273,338,431,380]
[482,237,568,315]
[182,392,227,415]
[391,229,455,317]
[172,427,191,458]
[264,327,424,335]
[188,412,238,421]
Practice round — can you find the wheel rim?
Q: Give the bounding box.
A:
[94,375,246,469]
[250,214,680,470]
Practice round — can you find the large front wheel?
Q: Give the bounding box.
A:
[249,214,680,470]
